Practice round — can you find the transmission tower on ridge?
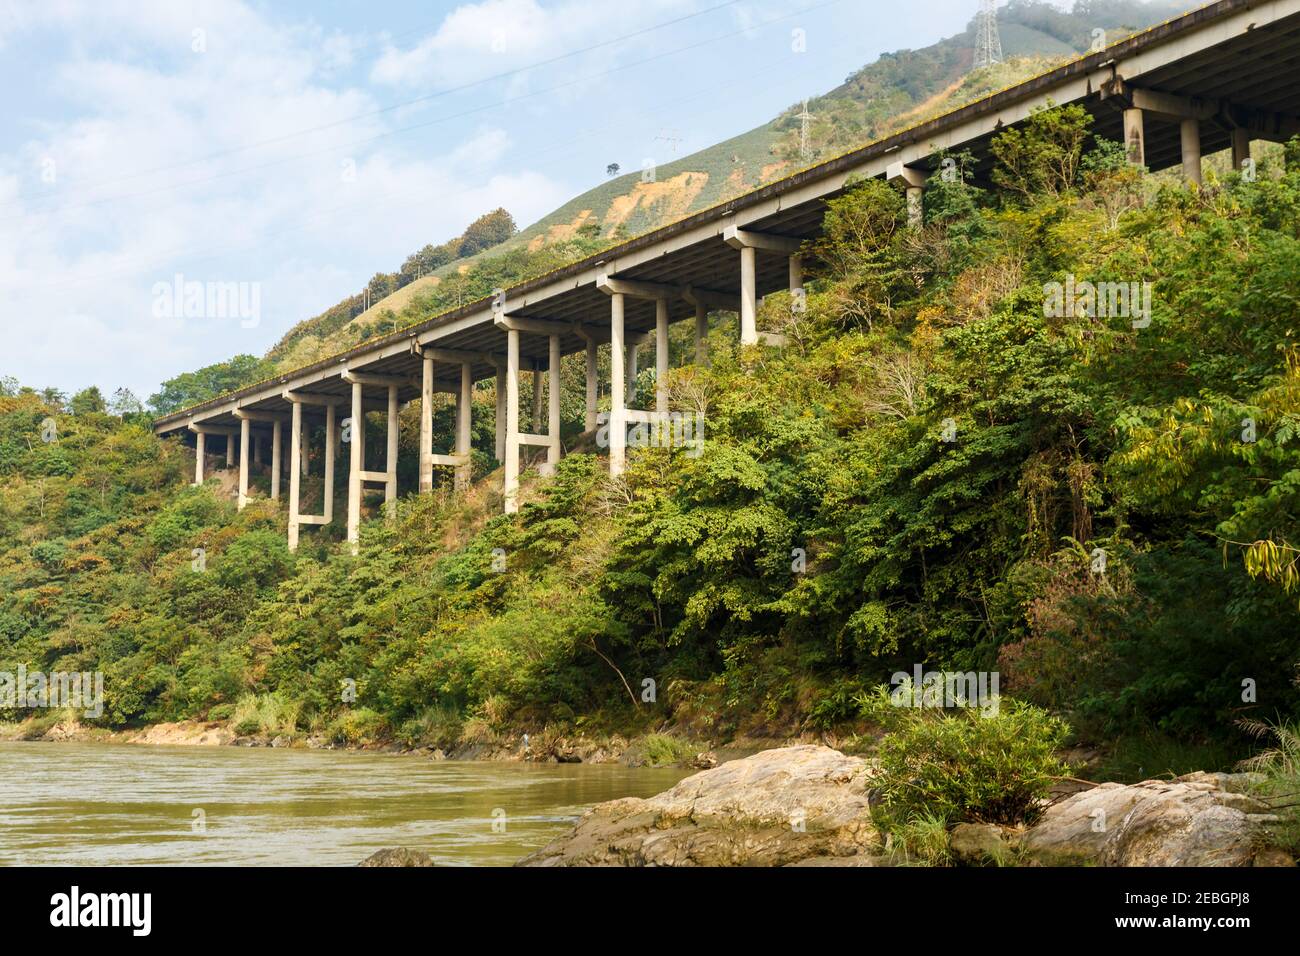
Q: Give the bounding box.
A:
[974,0,1003,70]
[797,99,814,162]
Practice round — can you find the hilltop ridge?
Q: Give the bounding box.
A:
[258,0,1187,378]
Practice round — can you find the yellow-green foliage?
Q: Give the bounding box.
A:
[3,114,1300,767]
[862,688,1068,827]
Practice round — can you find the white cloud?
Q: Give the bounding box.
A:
[370,0,702,89]
[0,0,569,397]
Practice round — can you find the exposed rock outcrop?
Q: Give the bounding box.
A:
[949,822,1010,865]
[358,848,435,867]
[519,746,1296,868]
[517,745,880,867]
[127,721,234,747]
[1022,771,1290,867]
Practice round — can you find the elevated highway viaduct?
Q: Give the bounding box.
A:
[153,0,1300,551]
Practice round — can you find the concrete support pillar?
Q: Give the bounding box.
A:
[547,335,561,473]
[906,187,924,228]
[504,328,521,513]
[419,353,434,493]
[299,417,309,477]
[655,298,669,415]
[347,382,363,552]
[288,401,302,552]
[194,432,205,485]
[270,420,281,501]
[225,435,234,468]
[1124,107,1146,166]
[238,418,250,510]
[584,338,598,432]
[531,363,543,432]
[252,433,261,467]
[456,362,472,491]
[739,244,758,346]
[625,343,639,404]
[789,254,803,298]
[694,301,709,366]
[385,385,398,514]
[494,364,507,462]
[610,293,626,478]
[323,402,336,524]
[886,162,929,229]
[1232,128,1252,174]
[1181,118,1202,186]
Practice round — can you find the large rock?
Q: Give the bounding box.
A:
[1023,772,1289,867]
[949,823,1010,865]
[358,848,435,867]
[517,745,879,867]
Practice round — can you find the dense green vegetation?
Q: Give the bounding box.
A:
[148,354,276,415]
[861,685,1067,829]
[3,106,1299,788]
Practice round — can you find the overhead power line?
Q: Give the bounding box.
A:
[0,0,745,208]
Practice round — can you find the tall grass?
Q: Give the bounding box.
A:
[1237,719,1300,857]
[641,733,696,767]
[884,814,953,867]
[230,694,300,738]
[1092,731,1246,783]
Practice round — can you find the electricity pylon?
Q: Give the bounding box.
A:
[974,0,1003,70]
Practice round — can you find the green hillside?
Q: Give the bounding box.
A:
[6,108,1300,808]
[251,0,1189,381]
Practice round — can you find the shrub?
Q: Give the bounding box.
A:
[640,733,696,766]
[229,693,300,738]
[1238,718,1300,857]
[865,689,1068,827]
[397,704,463,748]
[328,707,389,745]
[885,813,953,866]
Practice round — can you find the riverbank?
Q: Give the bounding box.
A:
[518,745,1300,868]
[7,718,1295,867]
[0,714,822,770]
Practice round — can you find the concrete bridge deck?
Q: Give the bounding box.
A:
[153,0,1300,549]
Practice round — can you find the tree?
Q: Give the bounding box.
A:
[607,163,621,178]
[991,102,1094,200]
[149,354,273,414]
[109,387,145,418]
[458,208,517,257]
[70,386,108,415]
[366,272,397,303]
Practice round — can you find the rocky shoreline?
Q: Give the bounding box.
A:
[515,745,1298,868]
[7,720,1294,867]
[0,716,747,768]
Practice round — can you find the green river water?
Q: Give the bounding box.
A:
[0,741,688,866]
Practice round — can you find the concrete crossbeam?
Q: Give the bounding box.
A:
[596,274,683,300]
[683,286,741,314]
[722,225,803,253]
[282,389,348,406]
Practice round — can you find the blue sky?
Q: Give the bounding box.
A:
[0,0,985,400]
